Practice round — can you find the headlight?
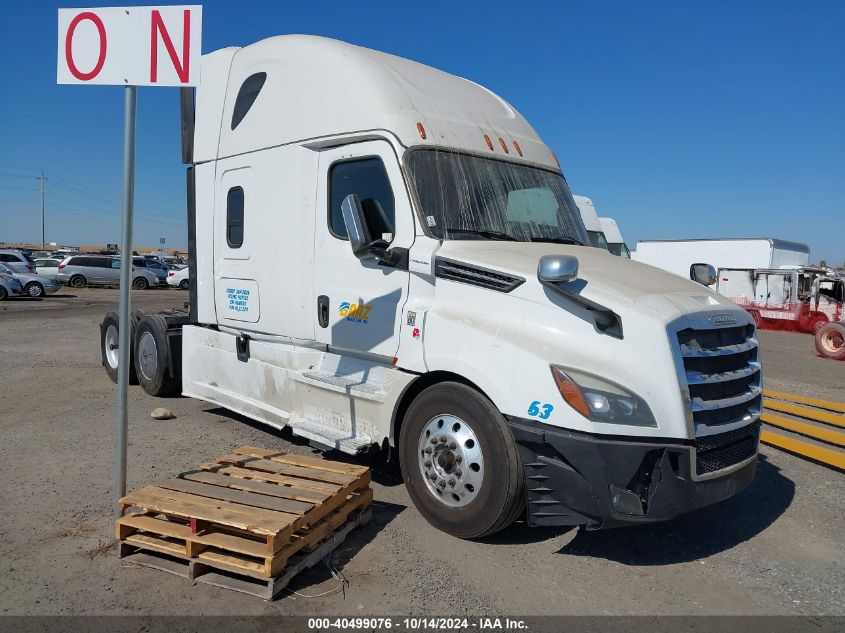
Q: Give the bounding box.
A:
[550,365,657,427]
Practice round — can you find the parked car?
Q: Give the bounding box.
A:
[0,269,23,300]
[132,256,169,283]
[0,263,60,297]
[167,266,190,290]
[34,258,62,277]
[0,249,36,274]
[56,255,158,289]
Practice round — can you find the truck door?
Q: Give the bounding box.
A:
[314,140,414,359]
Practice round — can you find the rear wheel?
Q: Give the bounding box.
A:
[69,275,86,288]
[100,311,140,384]
[132,277,149,290]
[25,282,44,298]
[179,279,189,290]
[134,314,181,396]
[399,382,524,539]
[815,322,845,360]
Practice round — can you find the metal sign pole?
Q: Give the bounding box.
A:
[114,84,137,520]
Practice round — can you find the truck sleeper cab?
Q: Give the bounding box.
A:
[109,35,761,539]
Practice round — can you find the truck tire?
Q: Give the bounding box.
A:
[100,310,144,385]
[399,382,524,539]
[133,313,181,396]
[815,322,845,360]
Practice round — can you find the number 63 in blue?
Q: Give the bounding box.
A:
[527,400,553,419]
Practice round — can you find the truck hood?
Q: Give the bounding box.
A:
[435,241,744,324]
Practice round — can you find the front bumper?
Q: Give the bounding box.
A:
[508,417,759,530]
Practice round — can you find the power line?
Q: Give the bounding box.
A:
[0,184,40,192]
[0,172,39,180]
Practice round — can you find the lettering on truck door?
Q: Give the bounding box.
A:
[314,140,414,358]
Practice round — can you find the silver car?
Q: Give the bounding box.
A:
[0,270,23,300]
[0,263,60,298]
[57,255,158,289]
[0,249,36,274]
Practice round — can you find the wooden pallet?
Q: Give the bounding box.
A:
[120,507,372,599]
[116,446,373,593]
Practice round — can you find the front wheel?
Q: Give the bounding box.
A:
[399,382,524,539]
[25,282,44,298]
[0,285,7,301]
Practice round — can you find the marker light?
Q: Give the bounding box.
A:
[550,365,657,427]
[550,366,590,418]
[498,137,509,154]
[483,134,494,151]
[513,141,523,157]
[416,122,427,140]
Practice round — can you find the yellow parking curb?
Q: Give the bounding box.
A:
[763,400,845,428]
[763,389,845,414]
[762,413,845,447]
[760,430,845,470]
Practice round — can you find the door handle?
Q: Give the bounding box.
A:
[318,295,329,328]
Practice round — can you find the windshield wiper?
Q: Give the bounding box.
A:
[528,236,583,246]
[445,228,518,241]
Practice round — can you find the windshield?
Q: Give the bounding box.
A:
[406,149,588,244]
[587,230,609,250]
[608,242,631,258]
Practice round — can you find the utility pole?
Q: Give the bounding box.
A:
[39,171,45,250]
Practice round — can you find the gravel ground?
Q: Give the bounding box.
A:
[0,288,842,616]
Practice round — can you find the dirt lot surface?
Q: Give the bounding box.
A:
[1,288,843,616]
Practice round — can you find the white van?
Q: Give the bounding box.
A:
[104,35,761,538]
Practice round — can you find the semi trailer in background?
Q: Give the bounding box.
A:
[572,195,609,250]
[632,237,810,276]
[599,217,630,258]
[100,35,762,539]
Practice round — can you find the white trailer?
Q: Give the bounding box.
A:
[101,35,762,538]
[632,237,810,280]
[599,217,630,258]
[572,195,609,250]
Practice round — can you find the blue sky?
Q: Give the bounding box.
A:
[0,1,842,263]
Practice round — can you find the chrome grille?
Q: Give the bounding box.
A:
[677,324,762,430]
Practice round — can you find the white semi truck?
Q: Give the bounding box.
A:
[599,217,630,258]
[101,35,762,538]
[572,195,609,250]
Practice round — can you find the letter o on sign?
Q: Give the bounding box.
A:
[65,12,108,81]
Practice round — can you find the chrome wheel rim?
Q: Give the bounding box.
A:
[137,331,158,380]
[104,325,119,368]
[417,414,484,508]
[27,284,42,297]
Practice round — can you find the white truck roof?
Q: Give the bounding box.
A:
[572,195,603,232]
[599,217,624,244]
[195,35,557,167]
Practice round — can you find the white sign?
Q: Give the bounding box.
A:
[57,6,202,86]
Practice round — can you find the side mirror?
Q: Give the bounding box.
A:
[690,263,717,286]
[341,194,385,260]
[538,254,579,284]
